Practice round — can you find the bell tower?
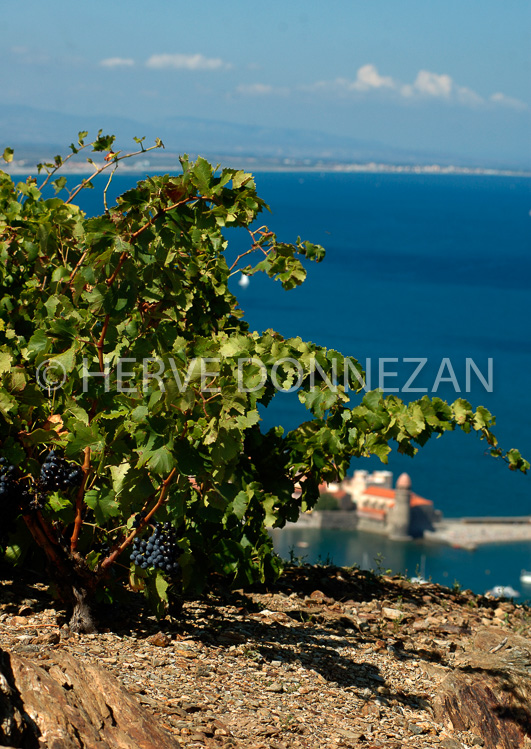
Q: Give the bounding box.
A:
[388,472,412,540]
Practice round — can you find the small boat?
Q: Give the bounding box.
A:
[238,273,250,288]
[520,570,531,585]
[410,554,428,584]
[486,585,520,598]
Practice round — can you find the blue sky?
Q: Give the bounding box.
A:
[3,0,530,164]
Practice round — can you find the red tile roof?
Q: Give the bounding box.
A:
[365,486,395,499]
[364,486,432,507]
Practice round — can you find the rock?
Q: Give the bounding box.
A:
[265,681,283,693]
[431,628,531,749]
[440,738,465,749]
[336,727,365,740]
[382,607,403,621]
[0,647,179,748]
[44,631,61,645]
[147,631,171,647]
[361,702,381,719]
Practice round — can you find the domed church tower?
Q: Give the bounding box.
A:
[388,472,412,540]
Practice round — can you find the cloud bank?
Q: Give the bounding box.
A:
[240,64,527,111]
[145,53,231,71]
[100,58,135,68]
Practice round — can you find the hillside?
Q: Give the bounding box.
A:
[3,104,528,171]
[1,564,530,748]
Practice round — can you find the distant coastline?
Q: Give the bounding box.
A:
[4,158,531,179]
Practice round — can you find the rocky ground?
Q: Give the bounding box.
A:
[1,563,531,749]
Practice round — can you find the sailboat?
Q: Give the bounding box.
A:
[410,554,428,584]
[520,570,531,585]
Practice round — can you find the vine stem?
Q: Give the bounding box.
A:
[99,467,177,573]
[103,163,119,213]
[228,228,272,273]
[68,249,89,283]
[37,145,90,191]
[64,143,163,206]
[106,252,128,287]
[70,447,92,553]
[96,315,110,372]
[23,512,65,570]
[129,195,214,240]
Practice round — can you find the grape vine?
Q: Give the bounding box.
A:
[0,132,528,631]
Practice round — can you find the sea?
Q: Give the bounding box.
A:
[49,168,531,600]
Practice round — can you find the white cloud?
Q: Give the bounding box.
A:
[490,92,528,111]
[236,83,289,96]
[407,70,453,98]
[234,63,528,113]
[351,64,395,91]
[306,65,396,95]
[100,57,135,68]
[145,53,231,71]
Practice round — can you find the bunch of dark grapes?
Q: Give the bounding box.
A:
[26,489,49,512]
[93,541,111,558]
[132,510,147,528]
[0,458,17,503]
[130,522,180,576]
[40,450,84,492]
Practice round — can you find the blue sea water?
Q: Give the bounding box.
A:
[69,170,531,597]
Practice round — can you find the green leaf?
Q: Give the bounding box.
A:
[84,489,121,525]
[92,133,115,152]
[27,330,50,358]
[66,424,104,458]
[0,350,13,375]
[109,463,130,496]
[0,388,17,421]
[18,428,56,447]
[144,571,169,619]
[146,446,176,475]
[192,157,212,192]
[262,494,279,527]
[2,147,14,163]
[231,491,249,520]
[232,170,253,189]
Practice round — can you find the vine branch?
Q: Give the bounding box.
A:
[70,447,92,553]
[96,315,110,372]
[64,142,163,206]
[98,467,177,573]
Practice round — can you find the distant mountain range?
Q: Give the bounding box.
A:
[0,104,527,171]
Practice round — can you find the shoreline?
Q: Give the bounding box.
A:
[3,161,531,179]
[424,519,531,550]
[286,510,531,550]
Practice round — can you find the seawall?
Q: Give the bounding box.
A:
[285,511,531,549]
